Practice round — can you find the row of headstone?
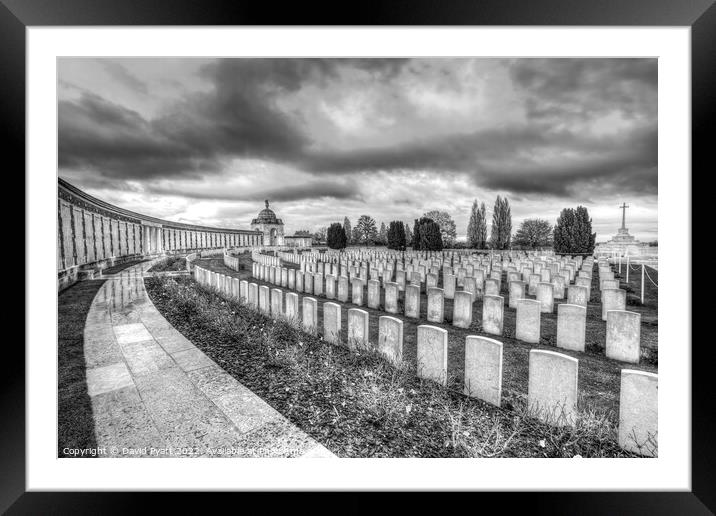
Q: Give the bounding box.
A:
[224,253,240,271]
[250,251,592,329]
[298,254,573,281]
[526,348,658,457]
[298,247,555,265]
[194,264,657,456]
[251,251,281,268]
[257,247,571,284]
[252,260,642,364]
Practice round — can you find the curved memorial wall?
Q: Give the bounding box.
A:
[57,178,263,290]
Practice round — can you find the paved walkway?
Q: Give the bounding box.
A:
[82,261,334,458]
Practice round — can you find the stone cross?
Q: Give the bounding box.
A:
[620,202,629,230]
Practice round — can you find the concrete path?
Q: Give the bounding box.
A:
[82,261,334,458]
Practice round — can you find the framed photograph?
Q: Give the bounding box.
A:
[10,0,712,510]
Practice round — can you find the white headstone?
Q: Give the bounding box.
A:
[528,349,578,427]
[618,369,658,456]
[416,325,448,386]
[323,302,341,344]
[378,316,403,365]
[464,335,503,407]
[482,295,504,336]
[347,308,370,349]
[516,299,541,344]
[556,304,586,352]
[606,310,641,363]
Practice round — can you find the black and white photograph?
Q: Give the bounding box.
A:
[56,56,660,460]
[2,0,703,502]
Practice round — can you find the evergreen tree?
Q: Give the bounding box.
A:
[343,217,352,245]
[411,219,422,249]
[553,206,596,254]
[398,221,407,250]
[378,222,387,245]
[467,199,487,249]
[423,210,457,247]
[356,215,378,244]
[404,222,413,249]
[411,217,442,251]
[466,200,480,248]
[575,206,597,254]
[419,221,443,251]
[327,222,347,249]
[490,196,512,250]
[387,221,407,250]
[466,200,488,248]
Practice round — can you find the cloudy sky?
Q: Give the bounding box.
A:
[58,58,657,242]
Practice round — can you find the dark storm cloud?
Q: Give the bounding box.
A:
[301,124,657,198]
[247,180,363,203]
[477,150,657,197]
[58,92,222,178]
[199,58,409,92]
[147,177,362,203]
[301,127,562,173]
[508,58,657,120]
[59,57,656,200]
[476,125,657,196]
[98,60,149,95]
[59,58,410,182]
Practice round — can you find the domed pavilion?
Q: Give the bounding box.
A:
[251,200,285,246]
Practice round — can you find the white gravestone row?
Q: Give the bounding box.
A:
[289,283,660,455]
[245,252,642,363]
[199,255,655,454]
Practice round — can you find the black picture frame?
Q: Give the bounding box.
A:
[7,0,712,511]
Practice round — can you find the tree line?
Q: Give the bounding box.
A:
[323,198,596,254]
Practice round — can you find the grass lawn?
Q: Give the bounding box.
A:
[146,268,655,458]
[614,263,659,319]
[58,279,106,457]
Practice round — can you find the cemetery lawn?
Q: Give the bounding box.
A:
[148,255,188,273]
[146,272,655,458]
[58,279,106,457]
[614,265,659,318]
